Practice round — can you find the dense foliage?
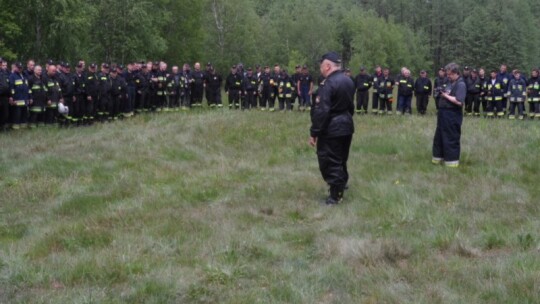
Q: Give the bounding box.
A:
[1,0,539,73]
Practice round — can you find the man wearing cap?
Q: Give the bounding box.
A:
[310,52,355,205]
[258,66,272,111]
[205,66,222,108]
[8,62,30,130]
[269,65,282,112]
[124,63,137,116]
[84,63,99,124]
[0,59,10,131]
[298,65,314,112]
[290,65,302,110]
[58,62,76,124]
[167,66,181,111]
[354,66,371,114]
[191,62,205,108]
[414,70,432,115]
[225,65,242,109]
[432,63,466,168]
[242,67,258,110]
[465,69,481,116]
[109,65,128,119]
[97,63,112,122]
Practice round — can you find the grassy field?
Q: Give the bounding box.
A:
[1,104,539,303]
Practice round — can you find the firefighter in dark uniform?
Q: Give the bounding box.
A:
[465,69,481,116]
[396,68,414,115]
[497,64,511,114]
[0,58,11,132]
[28,65,47,127]
[377,68,394,115]
[476,68,488,116]
[225,65,242,110]
[370,65,382,114]
[278,69,294,111]
[167,65,181,111]
[433,68,448,111]
[414,70,432,115]
[84,63,99,124]
[123,63,137,116]
[269,64,282,112]
[109,66,128,119]
[506,69,527,120]
[97,63,112,122]
[153,62,168,112]
[58,62,76,124]
[298,65,314,112]
[73,63,86,125]
[135,62,150,113]
[527,68,540,119]
[43,64,62,125]
[23,60,35,79]
[432,63,466,168]
[353,66,370,114]
[258,66,272,111]
[191,62,204,108]
[485,69,505,118]
[291,65,302,110]
[8,62,30,130]
[204,62,213,107]
[242,67,258,110]
[309,52,355,205]
[180,63,193,110]
[206,66,222,108]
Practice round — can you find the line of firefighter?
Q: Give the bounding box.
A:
[0,59,317,131]
[351,64,540,120]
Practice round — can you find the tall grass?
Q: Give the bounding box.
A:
[1,107,539,303]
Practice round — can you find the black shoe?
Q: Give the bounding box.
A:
[325,196,342,205]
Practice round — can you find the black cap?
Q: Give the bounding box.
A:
[153,61,159,66]
[47,59,54,65]
[117,64,124,70]
[264,65,269,69]
[89,63,97,68]
[295,64,301,69]
[420,70,427,73]
[141,64,147,69]
[206,62,212,66]
[360,66,366,71]
[256,64,261,68]
[464,66,470,70]
[232,65,237,69]
[302,65,308,69]
[14,62,23,69]
[102,63,110,69]
[319,51,342,64]
[472,69,478,73]
[62,62,71,68]
[439,67,445,71]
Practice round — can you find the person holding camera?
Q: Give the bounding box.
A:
[432,63,466,168]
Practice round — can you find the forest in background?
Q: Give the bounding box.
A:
[1,0,540,74]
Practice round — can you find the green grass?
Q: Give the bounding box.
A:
[1,101,539,303]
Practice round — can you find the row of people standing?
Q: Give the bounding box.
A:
[348,64,540,119]
[0,59,228,130]
[224,64,314,111]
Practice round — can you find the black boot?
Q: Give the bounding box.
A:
[326,186,344,205]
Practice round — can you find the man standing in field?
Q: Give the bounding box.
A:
[310,52,355,205]
[432,63,466,168]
